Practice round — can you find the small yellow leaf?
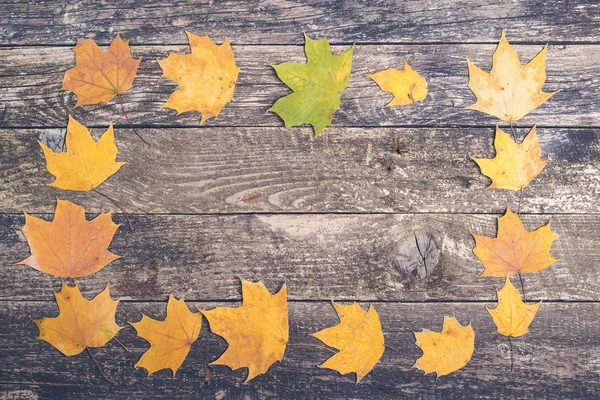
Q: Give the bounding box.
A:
[414,316,475,377]
[473,125,548,191]
[311,302,384,384]
[35,283,121,356]
[202,280,288,382]
[18,199,120,278]
[473,207,559,277]
[369,62,428,106]
[158,31,240,124]
[62,34,140,107]
[466,31,557,122]
[39,115,126,191]
[487,276,542,337]
[131,295,202,377]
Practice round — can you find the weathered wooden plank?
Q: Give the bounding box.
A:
[1,0,600,46]
[1,126,598,214]
[0,300,598,399]
[1,213,597,301]
[0,44,596,128]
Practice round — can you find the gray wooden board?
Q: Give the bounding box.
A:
[0,213,596,302]
[1,0,600,45]
[2,1,599,397]
[0,300,598,399]
[2,127,599,214]
[1,44,598,128]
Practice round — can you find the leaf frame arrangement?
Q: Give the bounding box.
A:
[14,30,560,385]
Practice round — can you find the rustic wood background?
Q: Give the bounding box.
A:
[1,1,599,399]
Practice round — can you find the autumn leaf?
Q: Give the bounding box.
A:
[311,302,384,383]
[35,282,121,356]
[466,31,557,122]
[487,276,542,337]
[269,34,354,136]
[62,34,140,106]
[473,207,559,277]
[18,199,120,278]
[473,125,548,191]
[202,279,288,382]
[413,316,475,377]
[158,31,239,124]
[369,62,428,106]
[39,115,126,191]
[131,295,202,377]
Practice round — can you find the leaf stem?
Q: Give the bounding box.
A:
[518,272,527,302]
[86,347,115,384]
[384,344,421,358]
[116,93,151,146]
[508,336,514,372]
[113,337,130,352]
[509,121,518,141]
[517,188,525,215]
[287,342,337,354]
[516,185,526,302]
[92,188,133,231]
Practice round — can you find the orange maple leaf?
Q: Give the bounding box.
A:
[35,283,121,356]
[158,31,240,124]
[202,279,288,382]
[62,34,140,106]
[39,115,126,191]
[473,126,548,191]
[472,207,559,277]
[18,199,121,278]
[131,295,202,377]
[311,302,384,383]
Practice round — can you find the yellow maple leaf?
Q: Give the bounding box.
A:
[202,279,288,382]
[369,62,428,106]
[17,199,120,278]
[473,125,548,191]
[159,31,240,124]
[39,115,126,191]
[311,302,384,383]
[473,207,559,277]
[62,34,140,106]
[414,316,475,377]
[35,282,121,356]
[487,276,542,337]
[131,295,202,377]
[466,31,557,122]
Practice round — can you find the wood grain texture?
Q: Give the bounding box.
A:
[2,1,599,397]
[0,300,598,399]
[1,126,598,214]
[0,44,597,128]
[1,0,599,46]
[1,213,596,301]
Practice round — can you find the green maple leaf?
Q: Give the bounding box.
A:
[269,34,354,136]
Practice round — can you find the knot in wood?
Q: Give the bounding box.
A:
[390,229,441,279]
